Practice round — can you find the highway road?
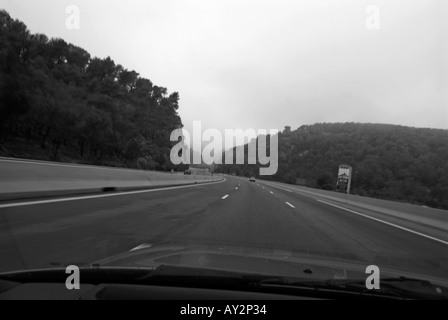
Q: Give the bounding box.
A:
[1,176,448,279]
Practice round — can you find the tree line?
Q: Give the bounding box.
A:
[215,123,448,210]
[0,9,187,171]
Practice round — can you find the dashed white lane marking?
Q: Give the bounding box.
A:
[235,187,238,190]
[269,184,293,193]
[221,194,229,200]
[317,199,448,246]
[269,191,274,194]
[0,178,227,209]
[130,243,152,252]
[285,202,295,208]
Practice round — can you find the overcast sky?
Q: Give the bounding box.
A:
[2,0,447,138]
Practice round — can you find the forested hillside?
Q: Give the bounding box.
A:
[0,10,187,171]
[216,123,448,210]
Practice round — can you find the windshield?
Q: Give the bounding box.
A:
[0,0,447,301]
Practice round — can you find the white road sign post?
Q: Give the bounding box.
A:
[337,164,353,195]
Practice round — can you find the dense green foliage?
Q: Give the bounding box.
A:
[216,123,448,210]
[0,10,187,171]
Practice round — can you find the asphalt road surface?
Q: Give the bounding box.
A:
[1,176,447,279]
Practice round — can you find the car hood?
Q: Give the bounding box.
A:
[93,242,448,286]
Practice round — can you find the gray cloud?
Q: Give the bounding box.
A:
[2,0,447,138]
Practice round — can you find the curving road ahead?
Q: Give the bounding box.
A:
[1,175,447,279]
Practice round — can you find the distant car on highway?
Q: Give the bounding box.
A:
[250,177,256,182]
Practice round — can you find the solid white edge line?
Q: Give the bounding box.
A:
[317,199,448,246]
[0,178,227,209]
[285,202,295,208]
[221,194,229,200]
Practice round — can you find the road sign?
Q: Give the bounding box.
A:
[337,164,352,194]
